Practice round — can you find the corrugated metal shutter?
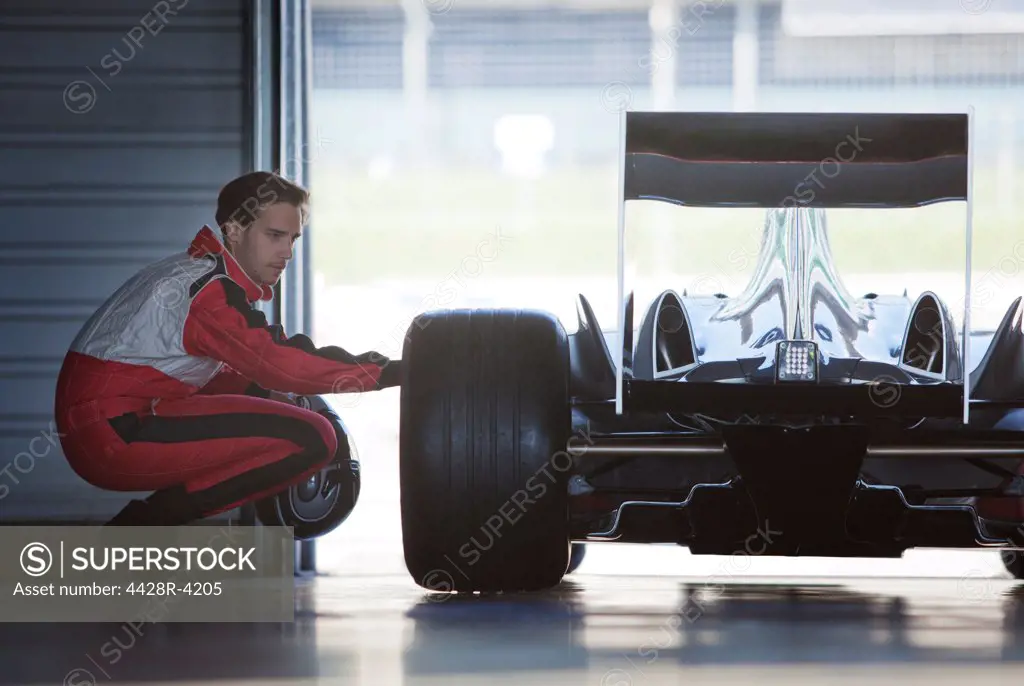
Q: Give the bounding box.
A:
[0,0,258,522]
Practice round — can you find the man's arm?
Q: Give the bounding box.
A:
[183,278,401,396]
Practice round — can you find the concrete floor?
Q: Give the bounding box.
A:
[5,557,1024,686]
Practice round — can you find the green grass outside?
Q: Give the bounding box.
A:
[308,164,1023,286]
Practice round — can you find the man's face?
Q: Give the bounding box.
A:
[224,202,303,286]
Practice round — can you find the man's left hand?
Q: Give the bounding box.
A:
[268,391,298,405]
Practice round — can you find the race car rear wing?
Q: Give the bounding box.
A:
[614,110,975,422]
[622,111,969,208]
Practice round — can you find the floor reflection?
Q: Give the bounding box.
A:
[403,580,589,676]
[402,576,1024,680]
[3,574,1024,684]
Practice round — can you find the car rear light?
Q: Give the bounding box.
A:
[776,340,819,383]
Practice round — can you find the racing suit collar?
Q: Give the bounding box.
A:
[188,225,275,303]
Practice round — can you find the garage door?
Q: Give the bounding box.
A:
[0,0,266,522]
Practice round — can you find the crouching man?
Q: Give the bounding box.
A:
[53,171,400,526]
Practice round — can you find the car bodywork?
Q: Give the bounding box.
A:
[564,111,1024,559]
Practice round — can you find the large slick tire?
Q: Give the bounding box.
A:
[400,309,572,594]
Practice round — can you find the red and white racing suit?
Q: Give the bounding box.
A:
[54,225,397,522]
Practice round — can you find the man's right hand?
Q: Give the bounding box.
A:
[376,360,402,389]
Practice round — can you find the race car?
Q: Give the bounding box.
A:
[274,111,1024,592]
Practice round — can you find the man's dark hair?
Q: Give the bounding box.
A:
[215,171,310,235]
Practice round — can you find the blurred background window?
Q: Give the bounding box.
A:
[306,0,1024,570]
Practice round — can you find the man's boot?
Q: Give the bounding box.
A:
[104,499,160,526]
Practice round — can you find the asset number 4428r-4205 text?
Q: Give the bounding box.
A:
[125,581,222,596]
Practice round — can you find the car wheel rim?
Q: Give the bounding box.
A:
[285,468,342,523]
